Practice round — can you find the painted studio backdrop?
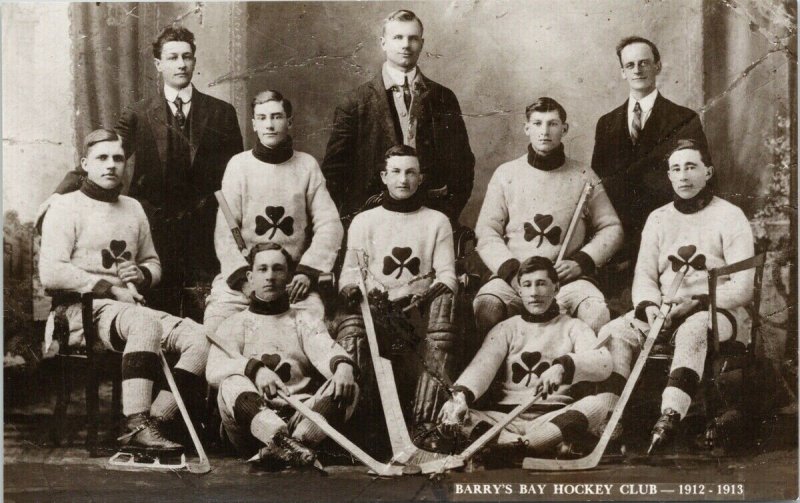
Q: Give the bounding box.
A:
[3,1,795,395]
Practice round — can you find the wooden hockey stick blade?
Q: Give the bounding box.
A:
[277,391,404,477]
[159,352,211,474]
[556,182,593,264]
[356,268,419,464]
[523,268,687,471]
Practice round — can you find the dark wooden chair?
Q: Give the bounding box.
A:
[49,293,122,456]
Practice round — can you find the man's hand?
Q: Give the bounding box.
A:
[645,305,661,327]
[255,367,289,399]
[331,362,356,406]
[437,391,468,437]
[117,260,145,286]
[535,364,565,398]
[287,274,311,304]
[664,296,700,328]
[110,285,143,304]
[555,260,582,283]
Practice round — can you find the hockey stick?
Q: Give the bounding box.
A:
[214,190,247,254]
[276,390,404,477]
[557,181,593,264]
[522,265,689,471]
[122,280,211,474]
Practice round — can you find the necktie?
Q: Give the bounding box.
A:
[174,97,186,128]
[402,76,412,111]
[631,101,642,144]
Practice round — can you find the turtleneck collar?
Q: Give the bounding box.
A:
[248,292,290,315]
[253,136,294,164]
[674,184,714,214]
[520,301,560,324]
[80,178,121,203]
[381,190,423,213]
[527,143,566,171]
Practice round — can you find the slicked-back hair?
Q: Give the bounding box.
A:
[249,242,295,271]
[251,90,293,118]
[517,255,559,284]
[153,25,196,59]
[525,97,567,122]
[615,36,661,66]
[83,128,122,158]
[666,138,713,168]
[382,9,424,36]
[383,144,420,171]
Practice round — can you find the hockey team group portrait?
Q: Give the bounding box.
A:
[2,1,798,501]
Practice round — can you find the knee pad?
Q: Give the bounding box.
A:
[427,292,457,351]
[473,294,507,336]
[334,314,369,374]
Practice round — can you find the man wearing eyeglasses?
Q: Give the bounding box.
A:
[591,36,709,281]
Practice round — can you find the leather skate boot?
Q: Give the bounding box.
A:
[253,432,316,468]
[118,412,184,454]
[648,408,681,454]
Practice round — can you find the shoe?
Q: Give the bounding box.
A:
[252,433,316,468]
[119,412,184,454]
[648,408,681,454]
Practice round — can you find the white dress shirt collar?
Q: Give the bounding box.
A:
[164,83,193,104]
[628,88,658,116]
[382,63,419,90]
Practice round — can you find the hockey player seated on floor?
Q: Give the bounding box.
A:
[594,139,755,452]
[38,128,211,455]
[473,97,623,341]
[336,144,459,428]
[436,256,612,458]
[204,89,343,336]
[206,243,358,467]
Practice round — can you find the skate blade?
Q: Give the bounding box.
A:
[106,451,188,472]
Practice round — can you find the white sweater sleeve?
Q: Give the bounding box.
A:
[556,320,612,384]
[475,170,515,275]
[297,163,344,274]
[716,208,755,309]
[454,323,509,401]
[214,159,249,283]
[338,215,366,290]
[579,184,624,268]
[134,203,162,288]
[632,212,663,306]
[206,317,250,388]
[432,215,458,294]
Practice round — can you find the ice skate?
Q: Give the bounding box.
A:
[107,413,186,471]
[648,408,681,454]
[248,432,316,468]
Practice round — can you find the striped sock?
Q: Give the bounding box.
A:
[115,309,162,416]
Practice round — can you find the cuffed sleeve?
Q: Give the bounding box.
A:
[475,170,516,274]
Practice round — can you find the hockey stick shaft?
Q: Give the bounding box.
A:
[276,390,403,477]
[556,182,592,264]
[523,266,688,470]
[214,190,247,253]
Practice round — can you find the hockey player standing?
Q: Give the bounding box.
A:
[594,139,755,451]
[437,256,612,456]
[204,90,343,335]
[473,98,623,340]
[39,129,211,456]
[206,243,358,466]
[337,145,459,427]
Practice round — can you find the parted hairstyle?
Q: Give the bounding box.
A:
[615,36,661,66]
[83,128,123,158]
[525,97,567,122]
[251,90,293,118]
[666,138,712,167]
[517,256,559,284]
[382,9,424,36]
[248,242,295,271]
[383,144,421,170]
[152,25,196,59]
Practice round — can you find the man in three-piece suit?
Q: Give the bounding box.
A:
[321,9,475,225]
[46,26,243,315]
[591,36,709,268]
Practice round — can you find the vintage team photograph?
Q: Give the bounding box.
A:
[2,1,797,501]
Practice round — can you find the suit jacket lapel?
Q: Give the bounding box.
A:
[368,75,400,144]
[613,100,632,147]
[189,90,209,165]
[146,94,170,170]
[638,93,666,147]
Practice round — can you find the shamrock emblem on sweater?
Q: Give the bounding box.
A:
[523,214,562,247]
[260,353,292,382]
[383,247,421,279]
[667,244,707,272]
[511,351,551,386]
[255,206,294,239]
[101,240,132,269]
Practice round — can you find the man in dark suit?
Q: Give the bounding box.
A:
[44,26,243,316]
[321,9,475,225]
[592,36,709,269]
